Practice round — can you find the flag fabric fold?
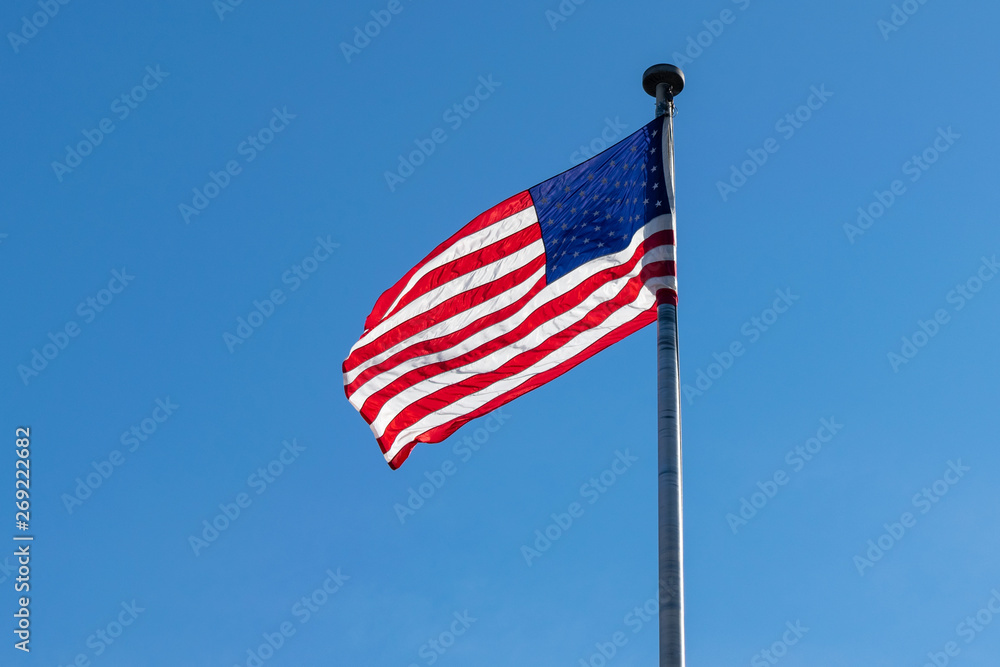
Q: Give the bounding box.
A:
[344,116,676,468]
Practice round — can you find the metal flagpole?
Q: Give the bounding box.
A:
[642,63,686,667]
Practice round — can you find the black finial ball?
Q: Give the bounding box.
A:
[642,64,685,97]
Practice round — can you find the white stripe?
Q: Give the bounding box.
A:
[346,213,674,387]
[345,265,544,387]
[368,241,673,436]
[661,115,677,293]
[647,274,677,293]
[352,240,674,410]
[376,206,539,326]
[345,240,544,382]
[545,212,673,295]
[383,287,657,461]
[350,243,543,370]
[355,238,545,351]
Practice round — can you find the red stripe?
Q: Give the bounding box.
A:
[376,270,653,447]
[346,254,546,372]
[350,226,673,375]
[361,191,533,333]
[345,276,546,397]
[385,297,657,469]
[358,239,674,417]
[639,260,676,285]
[380,226,541,323]
[387,441,417,470]
[351,233,674,395]
[643,229,674,251]
[657,288,678,306]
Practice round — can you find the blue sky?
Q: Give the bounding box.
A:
[2,0,1000,665]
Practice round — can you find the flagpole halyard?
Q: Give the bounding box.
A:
[643,63,685,667]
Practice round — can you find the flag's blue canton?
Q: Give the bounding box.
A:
[529,117,670,284]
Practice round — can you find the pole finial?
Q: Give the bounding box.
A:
[643,64,685,118]
[642,64,685,98]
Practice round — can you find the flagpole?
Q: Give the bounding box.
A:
[643,63,686,667]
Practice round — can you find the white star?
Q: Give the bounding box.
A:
[561,223,569,230]
[597,242,604,248]
[651,166,658,173]
[653,183,659,190]
[573,251,580,258]
[595,224,602,230]
[656,200,663,207]
[652,129,659,137]
[583,238,590,244]
[643,198,649,205]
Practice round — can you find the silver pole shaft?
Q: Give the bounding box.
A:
[655,81,685,667]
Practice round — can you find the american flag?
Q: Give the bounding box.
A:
[344,116,676,468]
